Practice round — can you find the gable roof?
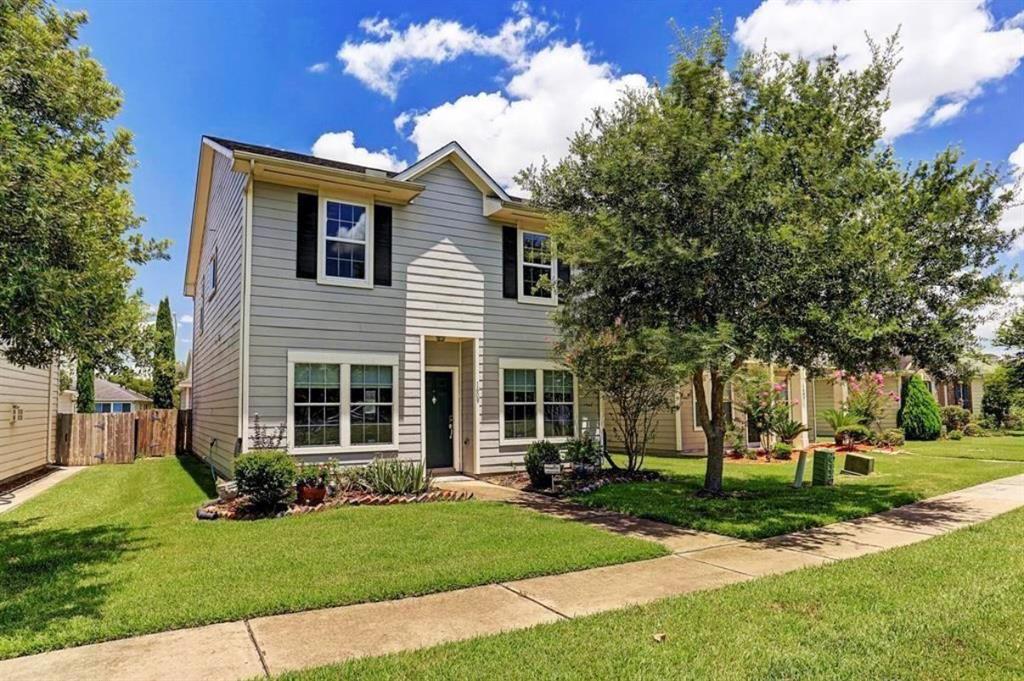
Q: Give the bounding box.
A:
[205,136,400,177]
[94,378,151,403]
[394,141,512,202]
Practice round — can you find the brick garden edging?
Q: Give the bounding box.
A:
[197,488,474,520]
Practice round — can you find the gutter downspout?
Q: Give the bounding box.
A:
[238,159,255,458]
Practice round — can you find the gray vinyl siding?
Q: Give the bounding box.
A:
[812,378,836,439]
[604,399,681,456]
[0,358,56,483]
[246,161,598,473]
[191,152,246,476]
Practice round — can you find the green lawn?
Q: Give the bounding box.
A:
[0,456,663,660]
[282,507,1024,681]
[902,435,1024,462]
[571,446,1024,539]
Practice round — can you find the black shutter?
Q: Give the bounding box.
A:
[373,205,392,287]
[557,259,570,287]
[296,193,318,279]
[502,226,518,299]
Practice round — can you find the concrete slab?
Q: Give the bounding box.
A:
[432,479,525,502]
[684,542,832,577]
[249,584,560,675]
[504,555,749,618]
[0,467,84,515]
[765,532,885,561]
[0,622,263,681]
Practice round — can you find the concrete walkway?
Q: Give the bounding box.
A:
[0,466,83,515]
[1,474,1021,681]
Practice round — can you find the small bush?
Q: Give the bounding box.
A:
[772,442,794,460]
[836,423,872,443]
[949,429,964,440]
[897,375,941,441]
[878,428,905,447]
[963,422,982,437]
[941,406,972,432]
[524,440,561,488]
[235,451,297,510]
[564,435,602,468]
[358,458,429,495]
[744,447,759,460]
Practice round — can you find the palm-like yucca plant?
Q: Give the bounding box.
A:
[773,418,809,445]
[821,408,858,446]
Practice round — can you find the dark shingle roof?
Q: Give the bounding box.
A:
[204,136,399,177]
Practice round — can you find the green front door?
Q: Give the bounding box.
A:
[425,372,454,469]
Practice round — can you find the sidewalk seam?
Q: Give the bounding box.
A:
[498,583,571,620]
[244,619,270,678]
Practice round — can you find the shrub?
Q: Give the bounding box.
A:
[897,375,941,440]
[844,372,899,428]
[949,429,964,440]
[940,405,972,432]
[836,423,871,443]
[564,435,602,468]
[744,447,759,460]
[524,440,561,488]
[772,442,794,460]
[235,451,297,510]
[822,408,858,445]
[963,422,982,437]
[773,418,808,445]
[295,461,334,488]
[878,428,905,447]
[358,458,429,495]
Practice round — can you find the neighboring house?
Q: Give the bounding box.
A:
[0,356,58,485]
[93,378,153,413]
[184,136,596,478]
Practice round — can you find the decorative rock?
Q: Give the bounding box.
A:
[196,508,219,521]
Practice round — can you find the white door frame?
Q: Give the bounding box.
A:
[424,365,461,471]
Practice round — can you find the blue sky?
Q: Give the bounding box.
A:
[66,0,1024,359]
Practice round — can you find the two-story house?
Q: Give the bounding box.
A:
[184,136,599,478]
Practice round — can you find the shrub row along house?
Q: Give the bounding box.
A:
[184,137,985,477]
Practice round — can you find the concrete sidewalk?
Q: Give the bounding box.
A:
[0,466,83,515]
[1,473,1021,681]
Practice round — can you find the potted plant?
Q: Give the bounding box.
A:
[564,435,601,476]
[295,461,334,505]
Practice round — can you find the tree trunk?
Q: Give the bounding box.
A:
[694,370,728,495]
[703,430,725,494]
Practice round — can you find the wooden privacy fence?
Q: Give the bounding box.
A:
[56,409,192,466]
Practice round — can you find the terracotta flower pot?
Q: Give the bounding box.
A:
[297,483,327,505]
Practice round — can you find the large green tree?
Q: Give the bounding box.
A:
[75,358,94,413]
[521,25,1015,494]
[0,0,166,369]
[151,298,175,408]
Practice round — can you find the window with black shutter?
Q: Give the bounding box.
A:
[502,226,517,299]
[373,205,392,286]
[296,193,318,279]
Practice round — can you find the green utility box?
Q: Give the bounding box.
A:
[843,453,875,476]
[812,449,835,486]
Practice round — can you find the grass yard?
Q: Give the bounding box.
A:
[902,434,1024,462]
[571,445,1024,539]
[0,456,664,660]
[282,507,1024,681]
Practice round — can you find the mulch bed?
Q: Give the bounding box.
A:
[484,469,661,497]
[197,488,474,520]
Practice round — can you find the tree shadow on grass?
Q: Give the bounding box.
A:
[573,472,929,539]
[0,516,146,648]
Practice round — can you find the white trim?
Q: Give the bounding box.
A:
[425,365,461,471]
[473,339,481,474]
[394,141,511,202]
[497,358,579,445]
[674,390,683,451]
[285,350,400,456]
[517,228,557,306]
[316,194,374,289]
[238,167,253,453]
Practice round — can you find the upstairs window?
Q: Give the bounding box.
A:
[319,197,372,288]
[518,230,556,304]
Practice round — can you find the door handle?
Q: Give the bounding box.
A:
[448,415,454,440]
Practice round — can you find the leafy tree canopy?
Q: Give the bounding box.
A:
[0,0,167,368]
[521,22,1015,492]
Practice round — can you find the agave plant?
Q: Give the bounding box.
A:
[773,418,809,445]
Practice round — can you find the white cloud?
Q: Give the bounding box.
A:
[997,141,1024,252]
[976,280,1024,347]
[180,314,193,324]
[311,130,405,171]
[397,42,648,191]
[734,0,1024,138]
[307,62,329,74]
[1005,10,1024,29]
[336,4,551,99]
[927,100,968,127]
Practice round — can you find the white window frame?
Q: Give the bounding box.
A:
[498,358,578,445]
[286,350,399,455]
[517,228,558,306]
[317,194,374,289]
